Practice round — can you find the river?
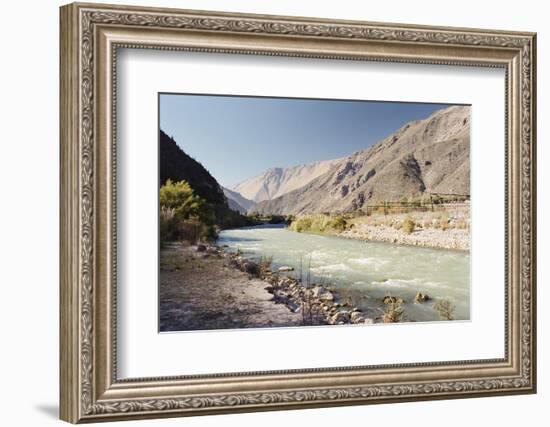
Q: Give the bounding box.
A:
[217,224,470,322]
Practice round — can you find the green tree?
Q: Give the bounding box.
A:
[160,179,205,220]
[159,180,217,243]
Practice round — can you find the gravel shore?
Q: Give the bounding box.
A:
[159,243,375,332]
[339,224,469,251]
[339,206,470,251]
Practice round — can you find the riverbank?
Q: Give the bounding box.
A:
[339,223,469,251]
[160,243,375,331]
[289,206,470,251]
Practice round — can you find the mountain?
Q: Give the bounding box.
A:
[232,158,341,203]
[160,130,227,206]
[160,130,251,228]
[252,105,470,215]
[222,187,255,213]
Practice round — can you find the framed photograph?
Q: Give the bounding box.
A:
[60,2,537,423]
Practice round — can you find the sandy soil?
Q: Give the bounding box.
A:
[159,243,302,331]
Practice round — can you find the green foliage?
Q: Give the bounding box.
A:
[289,214,347,234]
[245,213,290,226]
[268,215,287,224]
[289,216,314,233]
[328,215,347,232]
[159,180,217,244]
[402,216,416,234]
[160,179,206,221]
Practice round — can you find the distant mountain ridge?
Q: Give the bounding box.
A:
[231,158,341,203]
[251,105,470,215]
[222,187,255,214]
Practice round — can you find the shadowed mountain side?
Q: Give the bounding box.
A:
[160,130,253,229]
[251,105,470,215]
[160,130,227,206]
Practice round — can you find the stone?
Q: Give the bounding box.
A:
[278,266,294,272]
[331,311,350,324]
[311,286,322,298]
[351,311,365,322]
[320,291,334,302]
[414,292,430,303]
[196,244,206,252]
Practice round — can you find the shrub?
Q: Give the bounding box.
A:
[290,214,347,234]
[382,302,404,323]
[290,216,313,233]
[402,217,416,234]
[258,256,273,277]
[433,211,450,230]
[433,299,455,321]
[160,179,205,220]
[159,180,219,244]
[160,211,217,245]
[328,215,347,232]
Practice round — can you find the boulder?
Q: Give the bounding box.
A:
[331,310,350,324]
[414,292,431,303]
[311,286,322,298]
[319,291,334,302]
[196,244,206,252]
[351,311,365,322]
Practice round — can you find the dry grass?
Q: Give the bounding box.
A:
[382,302,405,323]
[433,299,456,321]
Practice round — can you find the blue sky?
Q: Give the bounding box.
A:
[160,94,455,188]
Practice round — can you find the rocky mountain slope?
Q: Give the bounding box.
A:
[222,187,255,213]
[232,158,341,203]
[252,105,470,215]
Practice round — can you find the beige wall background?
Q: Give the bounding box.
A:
[0,1,546,426]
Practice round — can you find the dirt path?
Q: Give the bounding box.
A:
[160,244,302,331]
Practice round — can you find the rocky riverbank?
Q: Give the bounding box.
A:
[339,207,470,251]
[339,223,469,251]
[159,242,375,331]
[227,249,375,326]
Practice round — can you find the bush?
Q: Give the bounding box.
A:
[159,210,217,245]
[382,302,404,323]
[290,216,313,233]
[433,299,455,321]
[159,181,218,244]
[258,256,273,277]
[434,211,450,230]
[328,215,347,232]
[160,179,205,220]
[402,217,416,234]
[289,214,347,234]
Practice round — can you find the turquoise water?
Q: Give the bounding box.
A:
[217,224,470,322]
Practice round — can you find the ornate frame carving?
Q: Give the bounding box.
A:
[60,2,536,423]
